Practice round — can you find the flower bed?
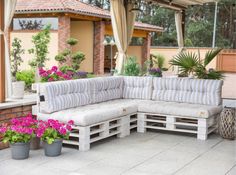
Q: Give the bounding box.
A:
[39,66,88,82]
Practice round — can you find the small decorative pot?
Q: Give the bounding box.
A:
[43,139,63,157]
[12,81,25,99]
[30,137,41,150]
[10,142,30,160]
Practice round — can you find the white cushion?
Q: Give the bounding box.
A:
[92,76,123,103]
[39,79,93,114]
[37,99,138,126]
[123,76,153,100]
[138,100,222,118]
[152,78,223,106]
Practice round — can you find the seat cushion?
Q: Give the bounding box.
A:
[138,100,222,118]
[37,99,138,126]
[123,76,153,100]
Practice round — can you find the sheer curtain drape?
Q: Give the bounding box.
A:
[0,0,17,98]
[110,0,136,74]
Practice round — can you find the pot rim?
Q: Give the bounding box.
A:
[10,142,30,145]
[43,138,63,143]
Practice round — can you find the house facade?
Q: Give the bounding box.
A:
[12,0,163,74]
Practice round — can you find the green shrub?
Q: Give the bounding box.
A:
[16,70,35,90]
[123,56,140,76]
[67,38,78,46]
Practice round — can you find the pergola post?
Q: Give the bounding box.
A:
[182,10,185,40]
[0,0,5,103]
[142,33,151,66]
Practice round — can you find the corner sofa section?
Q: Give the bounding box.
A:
[34,76,223,151]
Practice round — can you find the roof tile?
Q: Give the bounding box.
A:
[15,0,163,32]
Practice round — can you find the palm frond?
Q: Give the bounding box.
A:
[204,48,222,67]
[152,54,165,69]
[169,51,200,74]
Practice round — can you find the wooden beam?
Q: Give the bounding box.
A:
[0,0,5,102]
[105,24,147,38]
[151,0,187,10]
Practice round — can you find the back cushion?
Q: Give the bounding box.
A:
[152,78,223,106]
[39,79,92,114]
[123,76,153,100]
[92,76,123,103]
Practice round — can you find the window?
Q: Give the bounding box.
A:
[13,17,58,30]
[130,37,144,46]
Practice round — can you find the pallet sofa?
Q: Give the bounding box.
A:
[33,76,223,151]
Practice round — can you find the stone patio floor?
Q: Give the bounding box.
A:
[0,131,235,175]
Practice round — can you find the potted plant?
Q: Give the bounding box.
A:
[37,119,74,157]
[10,37,25,99]
[0,115,37,159]
[148,67,162,77]
[169,48,224,79]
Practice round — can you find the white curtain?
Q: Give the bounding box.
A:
[175,11,184,48]
[174,11,184,74]
[110,0,136,74]
[0,0,17,98]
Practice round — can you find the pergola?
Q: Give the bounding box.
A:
[0,0,216,102]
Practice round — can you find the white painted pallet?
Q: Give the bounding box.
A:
[63,113,138,151]
[137,112,218,140]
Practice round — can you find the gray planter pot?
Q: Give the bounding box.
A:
[10,142,30,160]
[30,137,41,150]
[43,139,63,157]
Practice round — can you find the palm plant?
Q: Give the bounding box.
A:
[169,51,199,76]
[152,54,168,71]
[169,48,224,80]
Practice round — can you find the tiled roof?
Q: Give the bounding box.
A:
[15,0,163,32]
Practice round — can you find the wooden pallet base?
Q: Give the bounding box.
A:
[63,113,138,151]
[137,113,218,140]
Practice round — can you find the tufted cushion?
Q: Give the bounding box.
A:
[37,99,138,126]
[123,76,153,100]
[138,100,223,118]
[152,78,223,106]
[92,76,123,103]
[39,79,93,114]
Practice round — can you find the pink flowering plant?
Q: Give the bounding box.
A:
[0,114,37,144]
[39,66,88,82]
[36,119,74,144]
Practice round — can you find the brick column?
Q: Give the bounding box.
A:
[93,21,105,75]
[141,33,151,67]
[58,16,70,52]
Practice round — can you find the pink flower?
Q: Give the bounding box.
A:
[68,120,74,125]
[56,71,63,76]
[41,72,48,77]
[39,67,46,75]
[51,66,58,72]
[47,70,52,74]
[48,77,54,82]
[66,124,72,131]
[0,127,7,133]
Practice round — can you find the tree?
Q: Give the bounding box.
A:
[28,25,51,68]
[55,38,85,72]
[10,38,25,81]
